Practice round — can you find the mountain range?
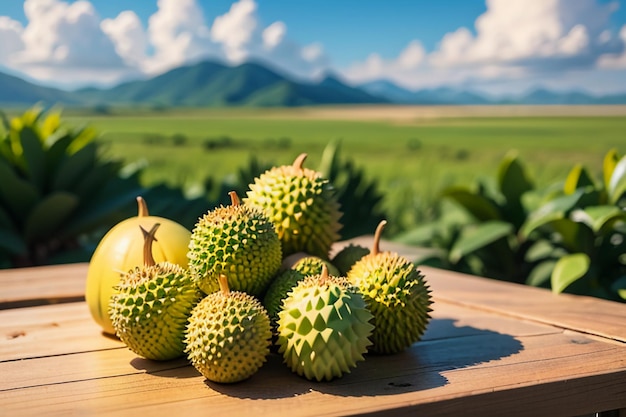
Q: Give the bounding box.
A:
[1,60,625,107]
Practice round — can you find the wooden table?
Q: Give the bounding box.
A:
[2,239,626,417]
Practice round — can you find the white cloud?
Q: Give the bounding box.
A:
[342,0,625,93]
[101,11,147,68]
[598,25,626,68]
[345,41,426,84]
[144,0,218,74]
[209,0,328,78]
[0,16,24,63]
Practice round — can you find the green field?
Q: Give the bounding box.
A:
[59,105,626,233]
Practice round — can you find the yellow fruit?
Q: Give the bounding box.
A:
[85,196,191,335]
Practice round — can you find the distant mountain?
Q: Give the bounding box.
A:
[1,62,625,108]
[73,61,387,107]
[358,79,626,106]
[0,71,81,106]
[359,80,490,105]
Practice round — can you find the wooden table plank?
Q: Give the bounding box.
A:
[1,326,624,417]
[0,262,86,308]
[0,302,123,361]
[423,266,626,343]
[1,299,625,416]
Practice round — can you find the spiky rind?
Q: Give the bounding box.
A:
[347,252,432,354]
[109,262,202,361]
[277,274,374,381]
[185,290,272,384]
[332,244,370,276]
[292,256,341,277]
[244,162,342,259]
[263,269,306,330]
[187,203,282,296]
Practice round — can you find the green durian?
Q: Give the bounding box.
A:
[263,268,306,331]
[283,253,341,277]
[276,265,374,382]
[187,191,282,296]
[347,220,432,355]
[244,153,342,259]
[331,243,370,276]
[185,275,272,384]
[109,224,203,361]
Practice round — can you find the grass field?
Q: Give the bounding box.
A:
[58,105,626,233]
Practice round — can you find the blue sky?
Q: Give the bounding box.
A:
[1,0,626,95]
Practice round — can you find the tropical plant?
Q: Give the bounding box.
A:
[519,149,626,300]
[318,139,387,240]
[0,106,152,267]
[396,151,540,283]
[397,149,626,302]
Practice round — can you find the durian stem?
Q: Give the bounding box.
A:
[140,223,160,267]
[218,274,230,295]
[228,191,240,206]
[372,220,387,256]
[292,153,307,170]
[136,196,149,217]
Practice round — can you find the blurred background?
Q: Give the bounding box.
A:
[1,0,625,301]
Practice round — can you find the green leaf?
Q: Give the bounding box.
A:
[519,189,585,239]
[603,148,620,190]
[0,159,40,219]
[524,239,557,262]
[497,152,533,204]
[564,164,595,195]
[23,192,79,243]
[443,187,501,221]
[52,142,97,191]
[608,155,626,204]
[572,206,626,234]
[549,218,594,253]
[18,126,46,190]
[551,253,590,294]
[449,221,513,263]
[526,259,558,287]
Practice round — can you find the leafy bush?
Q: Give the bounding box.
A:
[0,107,144,267]
[397,149,626,301]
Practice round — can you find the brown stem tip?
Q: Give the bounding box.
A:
[218,274,230,295]
[372,220,387,256]
[228,191,240,206]
[136,196,149,217]
[292,153,307,170]
[140,223,160,267]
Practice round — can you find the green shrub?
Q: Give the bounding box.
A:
[0,106,145,267]
[397,149,626,302]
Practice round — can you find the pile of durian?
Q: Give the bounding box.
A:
[96,153,433,384]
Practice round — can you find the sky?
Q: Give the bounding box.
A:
[1,0,626,96]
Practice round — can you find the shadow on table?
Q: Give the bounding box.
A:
[207,318,523,400]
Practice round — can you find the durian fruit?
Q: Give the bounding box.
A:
[262,269,305,331]
[276,265,374,382]
[109,224,203,361]
[331,243,370,276]
[187,191,282,296]
[184,275,272,384]
[281,252,341,276]
[244,153,342,259]
[347,220,432,355]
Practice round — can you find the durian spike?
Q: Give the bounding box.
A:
[139,223,160,267]
[371,220,387,256]
[228,191,240,206]
[218,274,230,294]
[292,153,307,170]
[136,196,149,217]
